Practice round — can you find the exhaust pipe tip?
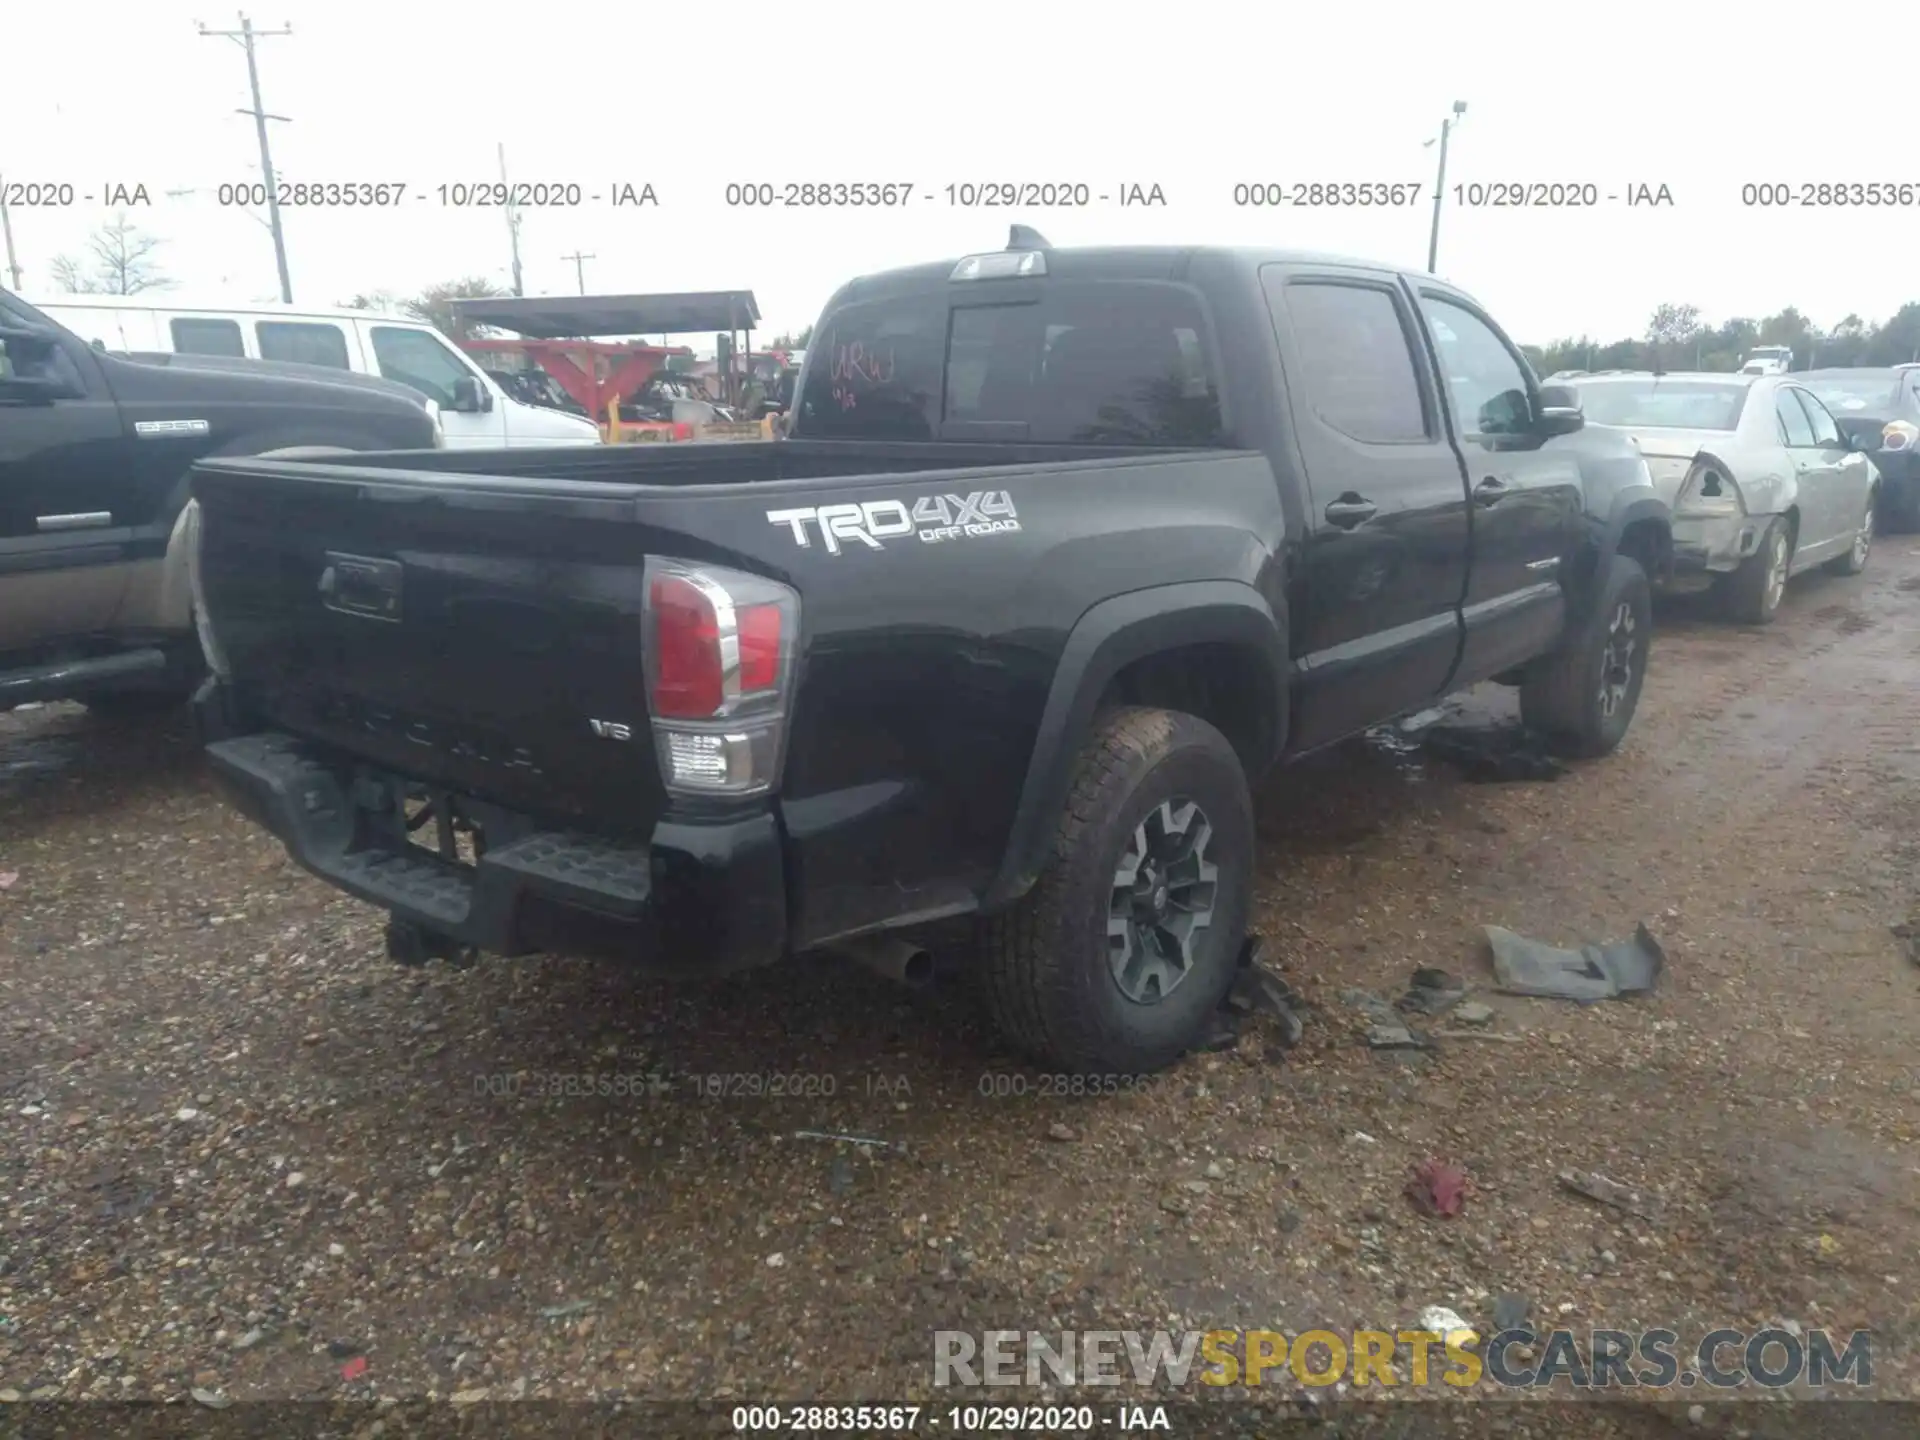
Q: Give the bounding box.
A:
[829,935,936,990]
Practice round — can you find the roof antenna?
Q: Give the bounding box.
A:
[1008,224,1052,251]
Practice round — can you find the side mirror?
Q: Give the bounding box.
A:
[1534,383,1586,437]
[0,325,75,400]
[450,373,493,414]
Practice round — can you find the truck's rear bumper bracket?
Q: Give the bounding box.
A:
[201,728,786,975]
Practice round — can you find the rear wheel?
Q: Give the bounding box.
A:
[1720,516,1793,624]
[1518,552,1651,759]
[1824,490,1875,576]
[978,707,1253,1074]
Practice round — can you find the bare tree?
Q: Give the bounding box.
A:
[49,214,170,295]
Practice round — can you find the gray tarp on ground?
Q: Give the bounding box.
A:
[1484,922,1666,1001]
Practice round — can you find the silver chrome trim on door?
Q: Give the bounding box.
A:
[36,512,114,531]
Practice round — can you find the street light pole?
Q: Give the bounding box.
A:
[1425,100,1467,274]
[199,14,295,303]
[499,142,524,297]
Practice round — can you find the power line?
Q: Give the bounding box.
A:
[198,13,294,303]
[562,251,595,295]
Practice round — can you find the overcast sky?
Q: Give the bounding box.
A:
[2,0,1911,345]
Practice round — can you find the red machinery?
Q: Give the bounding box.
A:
[448,290,763,443]
[458,336,692,440]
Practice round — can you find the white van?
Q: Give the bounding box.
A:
[24,294,602,449]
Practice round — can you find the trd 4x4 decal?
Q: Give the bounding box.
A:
[766,491,1020,555]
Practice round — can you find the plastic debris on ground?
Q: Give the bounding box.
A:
[1406,1158,1468,1217]
[1416,1305,1478,1343]
[1341,988,1429,1050]
[1558,1168,1661,1221]
[338,1356,369,1382]
[1485,922,1666,1001]
[1396,967,1468,1017]
[1223,936,1306,1049]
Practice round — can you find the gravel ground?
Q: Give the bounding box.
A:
[3,545,1918,1434]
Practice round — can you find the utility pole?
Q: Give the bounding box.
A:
[562,250,595,295]
[199,14,295,303]
[499,143,524,297]
[0,190,21,290]
[1425,100,1468,274]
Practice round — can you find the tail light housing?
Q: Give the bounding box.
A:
[641,557,799,797]
[1882,419,1918,452]
[1675,460,1739,517]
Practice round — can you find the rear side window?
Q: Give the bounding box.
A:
[1270,278,1428,443]
[257,321,350,369]
[1791,388,1841,447]
[170,317,245,357]
[1775,391,1817,447]
[798,281,1225,445]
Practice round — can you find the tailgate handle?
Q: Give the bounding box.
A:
[319,552,403,622]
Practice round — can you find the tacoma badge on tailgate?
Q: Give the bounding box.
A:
[318,553,403,622]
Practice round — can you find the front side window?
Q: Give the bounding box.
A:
[370,325,472,408]
[257,321,350,369]
[799,280,1225,445]
[1419,296,1533,438]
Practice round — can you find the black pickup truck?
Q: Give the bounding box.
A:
[0,287,441,714]
[190,233,1673,1072]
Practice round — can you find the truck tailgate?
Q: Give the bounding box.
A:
[194,463,669,837]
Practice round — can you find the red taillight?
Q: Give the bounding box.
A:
[737,602,782,692]
[647,570,788,719]
[650,573,724,718]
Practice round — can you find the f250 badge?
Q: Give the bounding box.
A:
[766,492,1020,555]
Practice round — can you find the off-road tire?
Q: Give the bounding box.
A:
[978,707,1254,1074]
[1518,552,1652,760]
[1824,489,1876,576]
[1720,515,1793,624]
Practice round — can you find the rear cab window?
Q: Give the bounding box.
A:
[797,278,1226,445]
[257,321,352,369]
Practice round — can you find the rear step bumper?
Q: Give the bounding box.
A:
[201,727,787,975]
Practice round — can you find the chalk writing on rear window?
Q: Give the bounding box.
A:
[831,341,897,411]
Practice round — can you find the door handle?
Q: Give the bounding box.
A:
[1473,476,1510,505]
[1323,496,1378,528]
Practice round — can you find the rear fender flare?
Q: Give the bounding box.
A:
[981,581,1288,910]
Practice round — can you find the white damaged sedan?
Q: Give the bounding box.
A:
[1568,372,1880,624]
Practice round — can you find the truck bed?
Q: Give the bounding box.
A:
[189,440,1272,859]
[278,435,1157,489]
